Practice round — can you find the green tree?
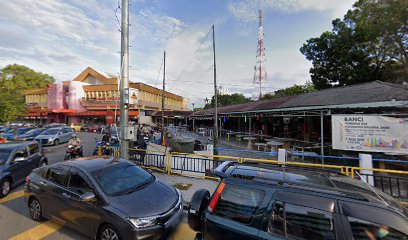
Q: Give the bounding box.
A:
[0,64,55,122]
[203,93,251,109]
[300,0,408,89]
[262,82,315,100]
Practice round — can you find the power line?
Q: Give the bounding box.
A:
[154,58,163,88]
[172,26,213,82]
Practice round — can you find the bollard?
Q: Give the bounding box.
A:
[278,149,286,163]
[98,146,102,156]
[359,153,374,186]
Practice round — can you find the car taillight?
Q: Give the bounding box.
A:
[208,182,225,213]
[25,176,31,185]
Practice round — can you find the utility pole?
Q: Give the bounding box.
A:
[119,0,129,159]
[212,25,218,156]
[192,103,195,132]
[161,51,166,144]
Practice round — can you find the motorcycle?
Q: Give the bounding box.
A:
[92,140,112,156]
[64,145,83,160]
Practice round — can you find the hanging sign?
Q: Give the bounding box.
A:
[332,115,408,153]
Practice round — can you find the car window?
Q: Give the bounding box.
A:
[67,171,93,195]
[342,202,408,238]
[213,184,265,225]
[268,202,336,240]
[66,128,73,133]
[28,143,39,155]
[47,166,70,186]
[14,146,28,159]
[347,217,407,240]
[0,148,12,165]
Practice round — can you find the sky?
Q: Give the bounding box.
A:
[0,0,355,107]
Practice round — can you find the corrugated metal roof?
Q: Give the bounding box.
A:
[193,81,408,116]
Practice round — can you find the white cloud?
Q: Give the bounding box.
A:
[228,0,355,23]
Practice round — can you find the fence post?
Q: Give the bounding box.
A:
[278,149,286,162]
[359,153,374,186]
[166,151,172,175]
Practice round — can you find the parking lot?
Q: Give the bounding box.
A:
[0,132,197,240]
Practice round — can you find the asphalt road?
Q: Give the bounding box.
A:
[0,132,195,240]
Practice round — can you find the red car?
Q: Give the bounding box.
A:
[87,124,103,133]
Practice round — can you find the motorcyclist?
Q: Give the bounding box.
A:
[102,132,111,143]
[68,134,81,149]
[65,134,83,159]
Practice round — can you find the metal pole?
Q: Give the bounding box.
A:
[320,111,324,164]
[119,0,129,159]
[161,51,166,144]
[192,103,195,132]
[212,25,218,155]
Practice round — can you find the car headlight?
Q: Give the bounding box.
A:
[127,217,158,228]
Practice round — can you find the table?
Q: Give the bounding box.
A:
[266,141,284,153]
[226,132,235,142]
[243,137,256,149]
[254,142,267,151]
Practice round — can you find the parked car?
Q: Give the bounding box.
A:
[17,128,46,141]
[188,162,408,240]
[69,123,82,132]
[34,127,74,146]
[80,124,90,132]
[0,142,47,197]
[46,123,66,128]
[0,127,10,133]
[88,124,102,133]
[3,128,35,141]
[24,157,183,239]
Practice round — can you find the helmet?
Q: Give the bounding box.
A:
[71,134,77,138]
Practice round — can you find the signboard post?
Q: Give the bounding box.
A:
[332,115,408,154]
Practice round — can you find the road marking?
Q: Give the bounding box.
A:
[8,221,62,240]
[0,190,24,204]
[170,223,197,240]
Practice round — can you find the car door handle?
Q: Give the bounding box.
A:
[62,192,71,199]
[39,181,47,186]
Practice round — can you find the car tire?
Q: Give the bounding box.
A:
[29,198,43,221]
[54,139,59,146]
[0,178,11,197]
[99,224,121,240]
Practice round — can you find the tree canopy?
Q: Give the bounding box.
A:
[203,93,251,109]
[300,0,408,90]
[261,82,315,100]
[0,64,55,122]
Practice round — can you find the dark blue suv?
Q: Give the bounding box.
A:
[0,142,48,197]
[188,162,408,240]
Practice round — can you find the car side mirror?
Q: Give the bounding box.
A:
[13,157,25,162]
[146,169,153,174]
[79,192,96,202]
[188,189,210,232]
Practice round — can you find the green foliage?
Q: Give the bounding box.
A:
[0,64,55,122]
[203,93,251,109]
[261,82,315,100]
[300,0,408,89]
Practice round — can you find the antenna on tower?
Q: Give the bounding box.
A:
[253,4,267,100]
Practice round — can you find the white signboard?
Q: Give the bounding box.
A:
[332,115,408,153]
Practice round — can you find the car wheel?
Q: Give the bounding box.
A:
[0,178,11,197]
[29,198,43,221]
[99,224,121,240]
[54,139,59,146]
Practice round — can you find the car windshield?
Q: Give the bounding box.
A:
[41,129,59,135]
[93,164,154,196]
[0,148,12,165]
[6,129,14,133]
